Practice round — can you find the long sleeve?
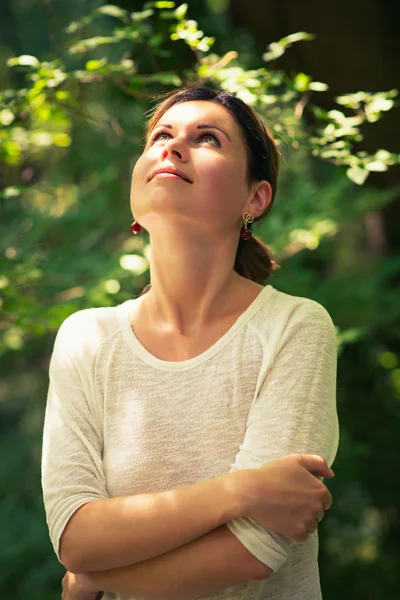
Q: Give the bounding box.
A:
[41,312,109,563]
[225,300,339,572]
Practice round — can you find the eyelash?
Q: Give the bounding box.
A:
[150,130,221,147]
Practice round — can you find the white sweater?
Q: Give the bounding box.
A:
[41,284,339,600]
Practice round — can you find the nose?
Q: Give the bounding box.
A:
[161,136,187,161]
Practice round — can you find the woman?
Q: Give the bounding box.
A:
[42,87,339,600]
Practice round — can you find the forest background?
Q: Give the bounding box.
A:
[1,0,400,598]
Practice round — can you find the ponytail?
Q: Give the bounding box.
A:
[234,234,280,284]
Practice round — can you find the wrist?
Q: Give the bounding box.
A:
[222,470,252,521]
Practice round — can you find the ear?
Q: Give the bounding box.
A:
[247,180,272,217]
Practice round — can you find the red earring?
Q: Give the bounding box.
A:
[240,212,254,240]
[130,221,141,234]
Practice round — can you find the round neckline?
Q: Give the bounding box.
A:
[116,284,273,372]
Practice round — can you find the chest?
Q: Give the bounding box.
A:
[99,336,264,496]
[128,281,264,362]
[132,312,245,361]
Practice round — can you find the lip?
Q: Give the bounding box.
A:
[150,166,192,184]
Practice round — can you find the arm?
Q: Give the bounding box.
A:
[81,524,272,600]
[61,469,245,574]
[224,300,339,572]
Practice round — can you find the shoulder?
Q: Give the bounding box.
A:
[51,304,122,365]
[258,285,336,335]
[250,287,338,369]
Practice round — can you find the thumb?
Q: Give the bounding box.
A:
[298,454,335,478]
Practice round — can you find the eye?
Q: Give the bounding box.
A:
[198,132,221,146]
[149,130,221,147]
[150,131,170,143]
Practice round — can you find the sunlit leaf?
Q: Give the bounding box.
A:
[278,31,316,46]
[30,131,53,147]
[364,161,388,172]
[347,166,369,185]
[97,5,128,19]
[131,9,154,21]
[262,42,285,62]
[175,2,188,20]
[309,81,328,92]
[1,186,21,199]
[0,109,15,126]
[335,91,367,108]
[68,36,118,54]
[7,55,40,68]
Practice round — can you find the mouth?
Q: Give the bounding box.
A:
[150,168,192,184]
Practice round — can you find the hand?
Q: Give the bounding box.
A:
[61,571,103,600]
[238,454,334,542]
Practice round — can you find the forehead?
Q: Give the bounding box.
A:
[154,100,239,134]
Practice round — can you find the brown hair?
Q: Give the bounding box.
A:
[137,87,281,294]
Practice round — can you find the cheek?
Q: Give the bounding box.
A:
[130,156,148,195]
[130,163,145,215]
[201,160,246,201]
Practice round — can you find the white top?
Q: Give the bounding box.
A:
[41,284,339,600]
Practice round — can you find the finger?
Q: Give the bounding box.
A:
[306,516,319,533]
[323,489,333,511]
[298,454,335,478]
[306,526,315,535]
[294,529,310,542]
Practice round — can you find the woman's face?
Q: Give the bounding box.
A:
[130,100,252,237]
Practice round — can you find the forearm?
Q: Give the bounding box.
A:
[82,524,268,600]
[62,470,246,574]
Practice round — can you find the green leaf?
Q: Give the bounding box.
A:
[85,58,108,71]
[206,0,229,13]
[149,72,182,85]
[310,105,329,121]
[53,133,72,147]
[294,72,311,92]
[155,1,176,7]
[159,9,177,19]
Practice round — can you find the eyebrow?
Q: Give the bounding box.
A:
[153,123,231,142]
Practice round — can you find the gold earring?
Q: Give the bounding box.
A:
[240,212,254,240]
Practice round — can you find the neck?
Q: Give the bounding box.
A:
[138,231,243,337]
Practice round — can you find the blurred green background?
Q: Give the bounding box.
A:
[1,1,400,598]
